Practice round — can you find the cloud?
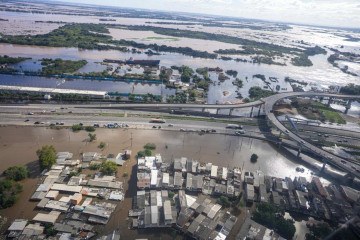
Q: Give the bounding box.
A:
[51,0,360,28]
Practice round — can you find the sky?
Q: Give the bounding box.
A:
[51,0,360,28]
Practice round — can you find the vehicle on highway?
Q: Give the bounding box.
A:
[168,124,174,127]
[341,160,347,164]
[152,126,157,129]
[49,123,55,126]
[300,140,305,144]
[79,123,83,126]
[285,130,289,134]
[180,128,185,132]
[235,130,245,135]
[211,129,216,133]
[51,110,56,113]
[24,119,30,122]
[59,122,64,125]
[28,112,34,115]
[149,118,166,123]
[93,123,100,128]
[34,121,40,124]
[226,124,243,129]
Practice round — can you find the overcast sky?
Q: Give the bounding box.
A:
[53,0,360,28]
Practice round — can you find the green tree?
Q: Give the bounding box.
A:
[144,149,152,156]
[85,126,95,132]
[71,124,83,132]
[144,143,156,150]
[217,196,231,207]
[3,166,28,181]
[100,161,118,175]
[88,133,97,142]
[36,145,56,170]
[250,154,258,163]
[306,222,332,240]
[98,142,106,149]
[137,151,145,158]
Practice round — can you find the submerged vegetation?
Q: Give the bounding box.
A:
[0,55,30,64]
[41,58,87,75]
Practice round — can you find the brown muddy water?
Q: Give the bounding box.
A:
[0,126,310,239]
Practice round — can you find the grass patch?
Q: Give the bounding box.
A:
[294,100,346,124]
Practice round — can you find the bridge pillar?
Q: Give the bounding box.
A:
[257,104,262,116]
[321,162,326,172]
[250,107,254,118]
[326,97,333,107]
[216,108,220,115]
[229,108,234,116]
[297,147,302,158]
[202,108,206,113]
[344,100,352,114]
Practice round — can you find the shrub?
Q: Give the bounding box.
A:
[71,124,83,132]
[250,154,258,163]
[100,161,118,175]
[36,145,56,170]
[144,143,156,150]
[3,166,28,181]
[85,126,95,132]
[98,142,106,149]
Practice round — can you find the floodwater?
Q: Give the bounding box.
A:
[0,126,313,238]
[0,74,175,96]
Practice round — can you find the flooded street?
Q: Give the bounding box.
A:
[0,126,311,238]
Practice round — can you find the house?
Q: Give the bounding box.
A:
[244,172,254,185]
[46,190,59,200]
[259,184,268,203]
[82,152,99,162]
[174,172,183,189]
[211,165,218,179]
[295,190,308,210]
[312,177,328,198]
[20,223,44,238]
[245,184,255,203]
[33,211,61,224]
[162,173,170,188]
[70,193,83,205]
[186,173,203,192]
[294,176,308,192]
[7,219,28,238]
[339,185,360,204]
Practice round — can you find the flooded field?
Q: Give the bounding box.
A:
[0,126,312,238]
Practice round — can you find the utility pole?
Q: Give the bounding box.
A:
[130,132,133,147]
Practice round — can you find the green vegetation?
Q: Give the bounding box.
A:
[304,46,327,56]
[0,179,23,209]
[85,126,96,132]
[3,166,28,181]
[252,203,296,240]
[306,222,332,240]
[128,93,162,103]
[88,133,97,142]
[71,124,83,132]
[293,100,346,124]
[168,191,175,199]
[252,56,285,66]
[144,143,156,150]
[340,83,360,95]
[0,55,29,64]
[137,144,156,158]
[89,163,101,170]
[233,78,243,88]
[250,154,258,163]
[0,24,113,49]
[248,86,275,100]
[41,58,87,75]
[98,142,106,149]
[100,161,118,175]
[36,145,56,170]
[171,65,194,83]
[291,54,313,67]
[217,196,231,208]
[225,70,238,77]
[167,92,188,103]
